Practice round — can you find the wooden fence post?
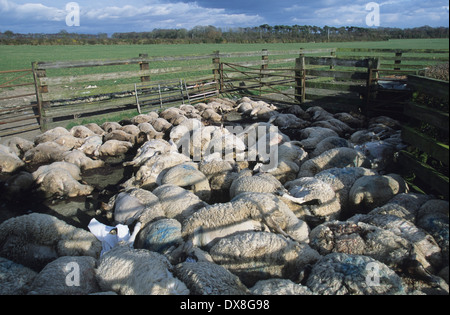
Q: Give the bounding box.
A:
[32,61,50,131]
[139,54,150,82]
[261,49,269,78]
[295,53,306,104]
[365,58,381,116]
[394,50,402,71]
[212,51,223,92]
[330,49,336,70]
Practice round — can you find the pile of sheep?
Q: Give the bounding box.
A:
[0,96,448,295]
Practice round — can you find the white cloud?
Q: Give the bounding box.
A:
[0,0,65,21]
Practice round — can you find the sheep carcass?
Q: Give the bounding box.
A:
[0,213,101,271]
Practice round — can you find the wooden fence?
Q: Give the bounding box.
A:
[399,75,449,200]
[0,69,39,137]
[0,46,445,134]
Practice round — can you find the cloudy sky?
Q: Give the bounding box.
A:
[1,0,449,34]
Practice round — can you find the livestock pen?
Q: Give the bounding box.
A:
[1,46,449,198]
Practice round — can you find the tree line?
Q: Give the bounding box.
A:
[0,25,448,45]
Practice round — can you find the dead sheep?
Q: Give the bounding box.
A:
[0,257,38,295]
[0,148,25,174]
[151,117,172,133]
[124,139,176,168]
[2,136,35,158]
[416,200,449,265]
[95,245,190,295]
[250,279,314,295]
[298,147,371,178]
[33,167,94,198]
[310,136,351,158]
[97,140,133,157]
[297,127,339,151]
[285,104,311,120]
[249,102,279,120]
[183,201,267,249]
[334,112,365,129]
[306,253,406,295]
[199,159,238,191]
[101,121,122,133]
[84,123,106,136]
[70,125,96,139]
[268,113,310,129]
[23,142,69,165]
[203,133,246,162]
[102,188,164,226]
[131,113,158,125]
[28,256,99,295]
[62,150,105,171]
[306,106,335,122]
[137,122,164,140]
[179,104,201,119]
[134,218,183,255]
[104,130,137,145]
[32,161,82,182]
[201,108,222,123]
[152,184,207,223]
[284,177,341,223]
[349,130,381,145]
[183,192,310,245]
[174,261,250,295]
[209,231,321,287]
[2,171,34,197]
[31,161,94,199]
[315,167,378,213]
[33,127,71,145]
[160,163,211,202]
[0,213,101,271]
[229,171,283,199]
[129,152,191,190]
[159,107,186,124]
[312,119,354,137]
[208,98,236,112]
[348,213,443,274]
[261,141,308,184]
[349,174,409,212]
[309,221,426,275]
[368,193,433,222]
[77,135,103,156]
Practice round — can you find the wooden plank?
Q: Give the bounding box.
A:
[41,70,155,86]
[306,69,369,80]
[306,80,366,93]
[305,57,370,68]
[43,95,137,119]
[36,57,148,70]
[408,75,449,101]
[337,48,450,54]
[402,125,449,166]
[399,150,449,200]
[404,102,449,133]
[42,83,136,102]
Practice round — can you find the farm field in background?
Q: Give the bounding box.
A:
[1,38,449,71]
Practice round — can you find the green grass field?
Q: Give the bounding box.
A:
[1,38,448,93]
[1,38,449,71]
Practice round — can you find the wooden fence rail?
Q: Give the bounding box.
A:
[12,46,445,133]
[399,75,449,200]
